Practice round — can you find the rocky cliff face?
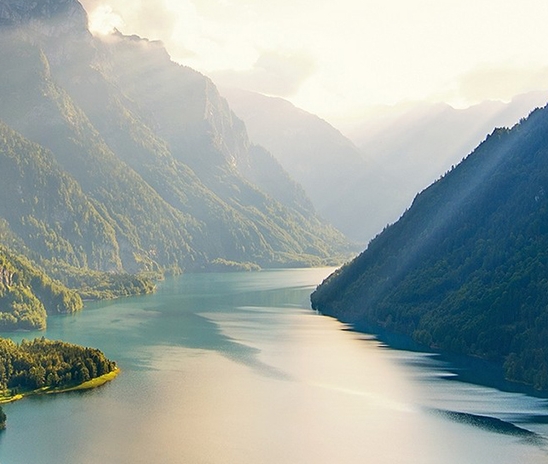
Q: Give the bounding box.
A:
[0,267,14,287]
[100,33,251,177]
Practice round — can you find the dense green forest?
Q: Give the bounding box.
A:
[0,337,116,393]
[0,242,156,330]
[312,105,548,391]
[0,336,118,428]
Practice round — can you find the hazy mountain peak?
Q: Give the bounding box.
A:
[0,0,87,36]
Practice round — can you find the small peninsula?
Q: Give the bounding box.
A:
[0,338,118,406]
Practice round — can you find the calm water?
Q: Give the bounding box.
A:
[1,268,548,464]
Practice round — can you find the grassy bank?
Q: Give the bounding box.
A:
[0,368,120,404]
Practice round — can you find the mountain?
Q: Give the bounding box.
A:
[311,104,548,391]
[0,119,122,271]
[0,0,351,288]
[221,88,366,207]
[223,88,548,244]
[348,92,548,153]
[221,88,390,244]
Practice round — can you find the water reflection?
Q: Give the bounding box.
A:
[1,268,548,464]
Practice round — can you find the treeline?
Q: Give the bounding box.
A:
[312,105,548,391]
[0,337,116,393]
[51,262,157,300]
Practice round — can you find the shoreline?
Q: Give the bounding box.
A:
[0,367,121,404]
[345,319,548,398]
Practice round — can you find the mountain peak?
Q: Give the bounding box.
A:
[0,0,88,36]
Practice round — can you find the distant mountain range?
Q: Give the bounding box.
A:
[222,88,380,243]
[350,91,548,222]
[223,88,548,244]
[311,104,548,390]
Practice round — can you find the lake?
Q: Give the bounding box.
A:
[0,268,547,463]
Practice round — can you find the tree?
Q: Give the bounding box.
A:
[0,405,6,430]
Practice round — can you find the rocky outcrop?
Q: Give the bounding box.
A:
[0,267,14,287]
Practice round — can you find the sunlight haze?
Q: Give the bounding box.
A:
[3,1,548,461]
[82,0,548,125]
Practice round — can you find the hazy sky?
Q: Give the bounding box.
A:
[80,0,548,124]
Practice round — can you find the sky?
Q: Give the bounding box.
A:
[79,0,548,126]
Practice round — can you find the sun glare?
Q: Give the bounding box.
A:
[87,4,124,36]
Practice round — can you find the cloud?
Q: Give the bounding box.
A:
[80,0,201,58]
[210,51,316,97]
[78,0,548,122]
[81,0,193,41]
[86,4,124,35]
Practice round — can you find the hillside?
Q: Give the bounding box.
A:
[348,93,548,238]
[311,104,548,390]
[0,246,82,331]
[0,0,352,288]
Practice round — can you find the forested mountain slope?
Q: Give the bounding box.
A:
[312,104,548,390]
[0,246,81,331]
[0,0,351,282]
[0,120,122,271]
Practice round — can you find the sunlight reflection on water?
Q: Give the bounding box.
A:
[1,268,547,464]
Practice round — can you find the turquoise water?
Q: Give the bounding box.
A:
[0,268,547,464]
